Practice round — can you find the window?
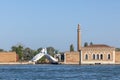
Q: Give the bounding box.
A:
[93,54,95,60]
[108,54,110,60]
[97,54,99,60]
[85,54,88,60]
[100,54,103,60]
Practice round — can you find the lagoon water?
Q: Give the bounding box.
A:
[0,64,120,80]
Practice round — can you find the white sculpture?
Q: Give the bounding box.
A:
[30,48,58,64]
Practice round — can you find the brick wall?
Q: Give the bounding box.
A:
[0,52,18,62]
[115,51,120,63]
[64,51,80,64]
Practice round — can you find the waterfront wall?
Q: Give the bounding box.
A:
[115,51,120,64]
[0,52,18,62]
[64,51,80,64]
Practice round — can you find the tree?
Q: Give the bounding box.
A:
[11,45,24,60]
[54,50,59,54]
[47,47,55,56]
[84,42,88,47]
[90,42,93,46]
[0,49,4,52]
[37,47,43,53]
[70,44,74,52]
[23,47,33,60]
[116,48,120,51]
[37,56,47,64]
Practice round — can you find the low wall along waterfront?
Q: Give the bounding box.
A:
[0,52,18,62]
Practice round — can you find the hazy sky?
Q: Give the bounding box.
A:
[0,0,120,51]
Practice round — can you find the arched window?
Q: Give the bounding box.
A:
[93,54,95,60]
[108,54,110,60]
[85,54,88,60]
[97,54,99,60]
[100,54,103,60]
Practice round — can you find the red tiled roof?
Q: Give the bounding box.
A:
[84,44,113,48]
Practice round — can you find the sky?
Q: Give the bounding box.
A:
[0,0,120,51]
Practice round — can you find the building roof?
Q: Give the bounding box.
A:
[83,44,114,48]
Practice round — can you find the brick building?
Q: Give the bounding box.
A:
[81,44,115,64]
[64,24,120,64]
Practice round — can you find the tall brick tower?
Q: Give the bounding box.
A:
[77,24,81,65]
[77,24,81,52]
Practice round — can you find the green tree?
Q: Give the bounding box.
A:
[37,47,43,53]
[70,44,74,52]
[23,47,33,60]
[90,42,93,46]
[37,56,46,64]
[47,47,55,56]
[84,42,88,47]
[116,48,120,51]
[11,45,24,60]
[0,49,4,52]
[54,50,59,54]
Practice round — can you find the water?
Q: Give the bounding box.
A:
[0,64,120,80]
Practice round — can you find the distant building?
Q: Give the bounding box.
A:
[81,44,115,64]
[0,52,18,63]
[64,24,120,64]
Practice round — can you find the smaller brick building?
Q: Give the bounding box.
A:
[64,51,80,64]
[0,52,18,63]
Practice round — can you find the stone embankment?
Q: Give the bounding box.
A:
[0,62,35,65]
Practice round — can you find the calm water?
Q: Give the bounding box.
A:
[0,64,120,80]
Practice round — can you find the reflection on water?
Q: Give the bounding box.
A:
[0,64,120,80]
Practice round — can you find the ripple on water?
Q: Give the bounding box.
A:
[0,64,120,80]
